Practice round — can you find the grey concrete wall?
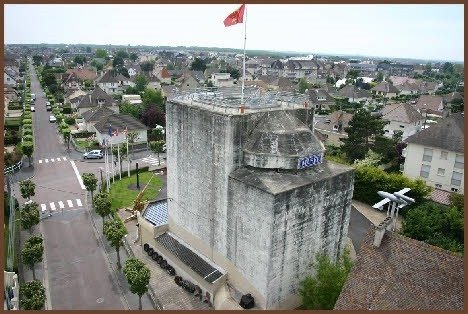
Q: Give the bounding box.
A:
[266,168,354,309]
[166,102,244,256]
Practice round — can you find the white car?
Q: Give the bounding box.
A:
[163,143,166,152]
[49,115,56,123]
[83,150,103,159]
[30,106,35,112]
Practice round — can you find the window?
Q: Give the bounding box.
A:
[454,154,464,169]
[333,125,339,131]
[399,125,405,128]
[420,164,431,178]
[422,148,433,162]
[451,171,463,186]
[440,151,448,160]
[437,168,445,176]
[435,183,442,188]
[451,188,459,192]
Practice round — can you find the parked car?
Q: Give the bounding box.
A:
[83,150,103,159]
[31,93,36,101]
[46,105,52,111]
[49,115,57,123]
[163,143,166,152]
[30,106,35,112]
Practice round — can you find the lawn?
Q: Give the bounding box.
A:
[74,139,100,150]
[109,171,163,212]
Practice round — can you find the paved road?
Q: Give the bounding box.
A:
[348,206,373,254]
[27,62,126,310]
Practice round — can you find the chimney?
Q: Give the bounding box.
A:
[373,216,394,247]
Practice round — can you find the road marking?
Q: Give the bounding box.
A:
[67,200,73,207]
[58,201,64,209]
[45,159,49,163]
[57,158,61,161]
[39,160,43,164]
[50,202,56,211]
[41,204,47,212]
[70,160,86,190]
[76,199,82,207]
[51,158,55,162]
[62,157,67,161]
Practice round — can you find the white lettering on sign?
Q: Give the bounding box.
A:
[297,153,323,169]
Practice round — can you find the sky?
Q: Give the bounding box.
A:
[4,4,464,62]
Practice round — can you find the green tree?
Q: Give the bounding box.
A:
[142,88,164,107]
[103,217,128,270]
[21,236,44,280]
[299,249,353,310]
[127,131,139,156]
[140,61,154,72]
[120,101,142,120]
[341,109,387,161]
[82,173,98,201]
[21,201,40,234]
[73,55,86,65]
[134,73,149,92]
[116,50,129,59]
[113,56,124,69]
[22,141,34,167]
[346,69,360,79]
[96,49,107,58]
[298,78,310,94]
[20,280,46,310]
[130,53,138,62]
[32,55,43,67]
[20,179,36,200]
[190,57,208,72]
[123,258,151,310]
[94,192,112,231]
[62,128,71,151]
[375,72,384,82]
[401,202,463,253]
[149,140,165,166]
[83,79,93,89]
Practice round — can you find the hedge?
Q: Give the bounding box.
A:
[62,106,72,114]
[22,118,32,125]
[72,131,96,139]
[65,117,75,125]
[7,103,23,110]
[353,165,432,207]
[23,134,33,142]
[4,130,21,146]
[22,129,33,136]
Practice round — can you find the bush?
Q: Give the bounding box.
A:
[62,106,72,114]
[72,131,96,139]
[22,118,32,125]
[353,165,431,207]
[65,116,75,125]
[4,129,21,146]
[7,102,23,110]
[23,129,33,136]
[23,113,32,120]
[23,134,34,142]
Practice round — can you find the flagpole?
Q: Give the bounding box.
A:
[111,136,115,184]
[241,5,247,104]
[118,142,121,180]
[126,127,130,177]
[105,139,110,193]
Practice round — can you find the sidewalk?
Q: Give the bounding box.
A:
[352,200,402,231]
[118,210,212,311]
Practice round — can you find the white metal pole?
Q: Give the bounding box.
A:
[126,132,130,177]
[241,5,247,105]
[111,137,115,184]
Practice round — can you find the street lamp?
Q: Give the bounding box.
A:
[99,167,104,192]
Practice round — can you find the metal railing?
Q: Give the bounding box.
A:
[4,160,23,175]
[169,86,308,109]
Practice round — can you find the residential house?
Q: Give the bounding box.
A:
[4,70,17,86]
[97,70,129,95]
[76,86,118,115]
[380,103,424,140]
[146,75,162,90]
[371,81,399,98]
[335,225,463,310]
[93,113,148,147]
[443,92,464,112]
[284,59,320,79]
[337,85,371,103]
[376,62,414,77]
[65,68,98,84]
[277,77,296,92]
[414,95,446,119]
[308,89,335,111]
[161,85,178,102]
[154,67,171,84]
[127,63,142,77]
[81,106,116,132]
[211,73,235,87]
[64,88,87,109]
[389,76,417,86]
[175,71,202,90]
[314,110,353,146]
[245,58,261,75]
[417,81,440,95]
[348,62,377,77]
[403,113,464,194]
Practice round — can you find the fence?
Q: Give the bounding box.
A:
[4,160,23,175]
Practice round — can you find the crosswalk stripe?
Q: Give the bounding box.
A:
[67,200,73,208]
[57,158,61,161]
[50,202,56,211]
[51,158,55,162]
[76,199,82,207]
[41,204,47,212]
[62,157,67,161]
[39,160,43,164]
[45,159,49,163]
[58,201,64,209]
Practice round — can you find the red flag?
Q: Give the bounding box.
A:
[112,129,119,137]
[123,127,128,136]
[223,4,245,27]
